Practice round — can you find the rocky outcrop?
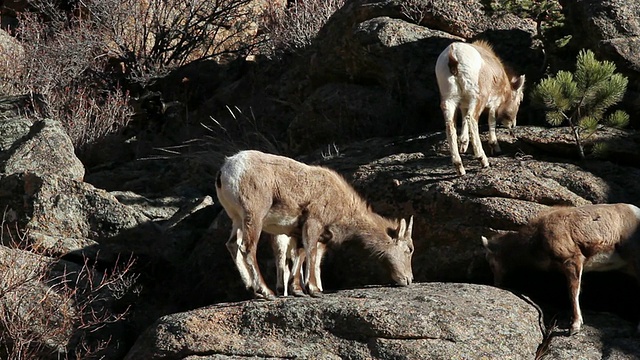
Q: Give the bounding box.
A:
[562,0,640,76]
[561,0,640,117]
[125,283,544,360]
[285,0,542,154]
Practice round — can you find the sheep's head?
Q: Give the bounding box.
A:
[498,74,526,130]
[481,234,509,286]
[382,216,414,286]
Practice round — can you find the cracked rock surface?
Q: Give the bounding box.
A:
[124,283,543,360]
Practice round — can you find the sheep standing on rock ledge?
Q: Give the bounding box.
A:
[482,203,640,335]
[435,40,526,176]
[215,150,415,299]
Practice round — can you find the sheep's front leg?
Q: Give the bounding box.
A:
[467,101,489,169]
[442,100,465,176]
[562,256,585,335]
[302,219,324,297]
[487,108,501,154]
[315,242,327,292]
[290,246,307,297]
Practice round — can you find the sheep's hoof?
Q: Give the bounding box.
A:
[308,289,323,298]
[291,288,308,297]
[459,142,469,153]
[488,142,502,155]
[569,325,581,336]
[255,290,277,301]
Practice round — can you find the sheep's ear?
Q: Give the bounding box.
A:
[398,218,407,238]
[512,74,525,91]
[481,236,491,250]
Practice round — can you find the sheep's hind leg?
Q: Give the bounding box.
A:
[226,226,254,293]
[458,108,470,154]
[243,218,276,300]
[467,102,489,168]
[442,100,465,175]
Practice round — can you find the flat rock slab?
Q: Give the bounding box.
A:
[125,282,543,359]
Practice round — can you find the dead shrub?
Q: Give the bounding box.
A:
[262,0,346,55]
[0,213,139,360]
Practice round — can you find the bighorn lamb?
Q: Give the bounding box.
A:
[216,150,415,299]
[435,40,526,176]
[482,203,640,335]
[271,234,306,297]
[271,234,328,297]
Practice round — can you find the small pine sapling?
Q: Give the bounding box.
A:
[532,49,629,159]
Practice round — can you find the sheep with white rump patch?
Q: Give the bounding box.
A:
[435,40,525,176]
[216,150,415,299]
[482,203,640,335]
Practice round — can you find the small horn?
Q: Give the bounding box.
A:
[406,216,414,239]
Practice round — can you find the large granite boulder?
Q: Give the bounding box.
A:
[124,283,544,360]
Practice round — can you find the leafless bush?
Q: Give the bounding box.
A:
[6,0,265,152]
[0,212,139,359]
[262,0,346,55]
[7,10,133,151]
[400,0,428,25]
[82,0,262,82]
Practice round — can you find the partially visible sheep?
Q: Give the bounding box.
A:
[482,203,640,335]
[271,234,327,297]
[271,234,305,297]
[216,150,414,299]
[435,40,525,176]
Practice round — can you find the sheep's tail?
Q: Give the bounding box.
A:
[447,44,459,76]
[215,170,222,189]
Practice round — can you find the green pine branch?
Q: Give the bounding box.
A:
[532,49,628,159]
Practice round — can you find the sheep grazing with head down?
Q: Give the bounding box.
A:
[435,40,526,176]
[215,150,415,299]
[482,203,640,335]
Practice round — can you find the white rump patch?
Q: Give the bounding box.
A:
[220,151,250,199]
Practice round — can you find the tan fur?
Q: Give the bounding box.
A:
[216,150,414,299]
[436,40,525,176]
[482,203,640,335]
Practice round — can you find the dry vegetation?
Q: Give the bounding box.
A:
[0,0,344,155]
[0,216,138,359]
[0,0,346,357]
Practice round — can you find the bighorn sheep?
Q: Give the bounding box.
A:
[216,150,414,299]
[435,40,526,176]
[271,234,328,297]
[271,234,306,297]
[482,203,640,335]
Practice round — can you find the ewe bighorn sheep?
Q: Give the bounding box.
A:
[216,150,415,299]
[435,40,526,176]
[482,203,640,335]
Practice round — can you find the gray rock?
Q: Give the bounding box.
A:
[125,283,544,360]
[1,118,84,181]
[542,313,640,359]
